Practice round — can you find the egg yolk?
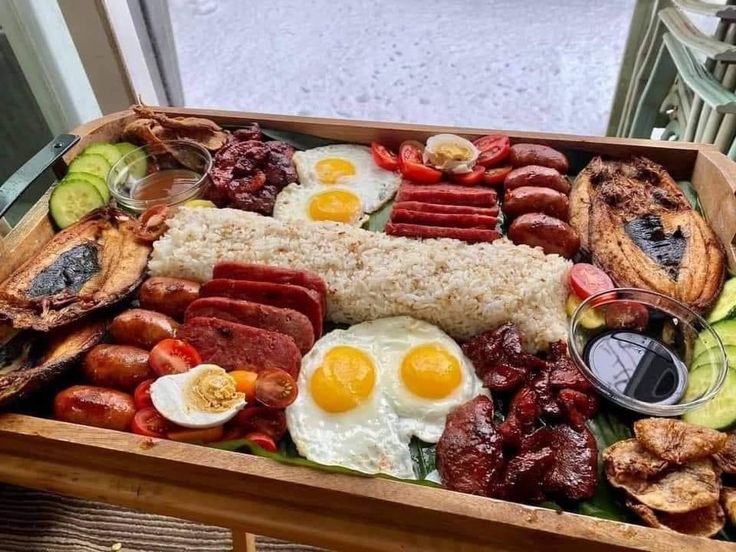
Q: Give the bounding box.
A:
[310,346,375,413]
[308,189,362,223]
[315,157,356,184]
[401,345,462,399]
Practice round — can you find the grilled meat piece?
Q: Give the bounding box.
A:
[547,341,593,392]
[557,388,598,430]
[0,208,150,331]
[497,386,539,447]
[543,424,598,501]
[633,418,728,464]
[497,447,555,503]
[628,499,724,538]
[570,156,725,311]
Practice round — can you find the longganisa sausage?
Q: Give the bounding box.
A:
[508,213,580,259]
[83,344,153,392]
[503,165,570,194]
[138,277,201,319]
[503,186,570,221]
[54,385,136,431]
[109,308,179,350]
[509,144,569,174]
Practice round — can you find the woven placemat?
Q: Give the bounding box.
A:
[0,485,323,552]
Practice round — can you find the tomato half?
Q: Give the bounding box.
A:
[136,205,171,243]
[450,165,485,186]
[167,425,224,443]
[605,301,649,332]
[133,379,155,410]
[132,407,172,438]
[255,369,298,408]
[229,370,258,401]
[569,263,615,299]
[482,165,513,186]
[232,406,287,441]
[371,143,399,171]
[149,339,202,376]
[245,432,277,452]
[473,135,510,167]
[398,141,442,184]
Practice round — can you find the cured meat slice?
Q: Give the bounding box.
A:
[177,317,301,377]
[200,279,323,338]
[212,262,327,310]
[393,201,499,217]
[396,183,497,206]
[385,223,501,244]
[390,208,498,229]
[185,297,315,353]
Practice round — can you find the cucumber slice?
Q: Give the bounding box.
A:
[693,319,736,360]
[692,345,736,371]
[115,142,147,179]
[68,154,111,180]
[683,367,736,429]
[82,143,121,166]
[61,172,109,203]
[708,279,736,324]
[49,180,104,228]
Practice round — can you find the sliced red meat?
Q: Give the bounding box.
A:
[396,183,498,206]
[177,317,301,377]
[547,341,593,392]
[557,389,598,430]
[496,447,555,503]
[393,201,499,217]
[212,262,327,311]
[185,297,315,353]
[199,279,323,338]
[390,208,498,229]
[385,223,501,244]
[498,386,539,448]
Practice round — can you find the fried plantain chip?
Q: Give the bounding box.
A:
[627,499,724,538]
[715,433,736,475]
[634,418,728,464]
[721,486,736,526]
[603,439,668,479]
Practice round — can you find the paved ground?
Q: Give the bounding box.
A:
[169,0,636,136]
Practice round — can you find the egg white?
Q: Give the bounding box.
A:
[272,183,368,227]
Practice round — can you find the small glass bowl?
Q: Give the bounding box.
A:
[568,288,727,416]
[107,140,212,213]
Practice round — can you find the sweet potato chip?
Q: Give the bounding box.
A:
[634,418,727,464]
[627,499,724,538]
[721,487,736,526]
[715,433,736,475]
[602,439,668,480]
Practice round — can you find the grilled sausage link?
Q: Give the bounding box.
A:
[109,308,179,349]
[504,165,570,194]
[139,277,200,319]
[53,385,135,431]
[508,213,580,258]
[509,144,569,174]
[503,186,570,221]
[83,344,152,392]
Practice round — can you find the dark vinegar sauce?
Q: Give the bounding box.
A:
[583,330,688,405]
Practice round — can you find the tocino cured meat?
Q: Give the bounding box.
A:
[396,182,498,206]
[392,201,499,217]
[385,223,501,244]
[390,208,498,229]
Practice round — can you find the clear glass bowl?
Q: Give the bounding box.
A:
[568,288,727,416]
[107,140,212,213]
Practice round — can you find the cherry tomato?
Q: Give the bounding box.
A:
[167,425,224,443]
[136,205,171,243]
[473,135,511,167]
[221,427,245,441]
[482,165,513,186]
[245,432,277,452]
[255,369,298,408]
[398,141,442,184]
[371,143,399,171]
[149,339,202,376]
[131,407,172,438]
[232,406,287,441]
[569,263,615,299]
[605,301,649,332]
[450,165,485,186]
[229,370,258,401]
[133,379,155,410]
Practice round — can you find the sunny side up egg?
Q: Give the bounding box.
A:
[285,316,485,479]
[272,183,368,227]
[292,145,401,213]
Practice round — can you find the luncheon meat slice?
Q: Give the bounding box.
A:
[633,418,728,464]
[177,317,301,377]
[385,223,501,244]
[212,262,327,310]
[396,183,498,206]
[200,279,323,338]
[393,201,499,217]
[185,297,315,353]
[390,208,498,229]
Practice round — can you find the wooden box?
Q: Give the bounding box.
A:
[1,107,736,552]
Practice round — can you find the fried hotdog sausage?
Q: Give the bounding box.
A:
[508,213,580,258]
[83,344,152,391]
[54,385,135,431]
[109,308,179,349]
[139,277,200,319]
[509,144,569,174]
[503,187,570,221]
[504,165,570,194]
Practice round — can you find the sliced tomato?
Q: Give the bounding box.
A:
[133,379,155,410]
[398,141,442,184]
[569,263,615,299]
[229,370,258,401]
[398,141,424,165]
[136,205,171,243]
[450,165,485,186]
[149,338,202,376]
[482,165,513,186]
[371,143,399,171]
[132,407,172,438]
[245,432,277,452]
[605,301,649,332]
[473,135,511,167]
[232,406,287,441]
[255,369,298,408]
[167,425,224,443]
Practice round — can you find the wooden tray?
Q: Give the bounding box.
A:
[1,107,736,552]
